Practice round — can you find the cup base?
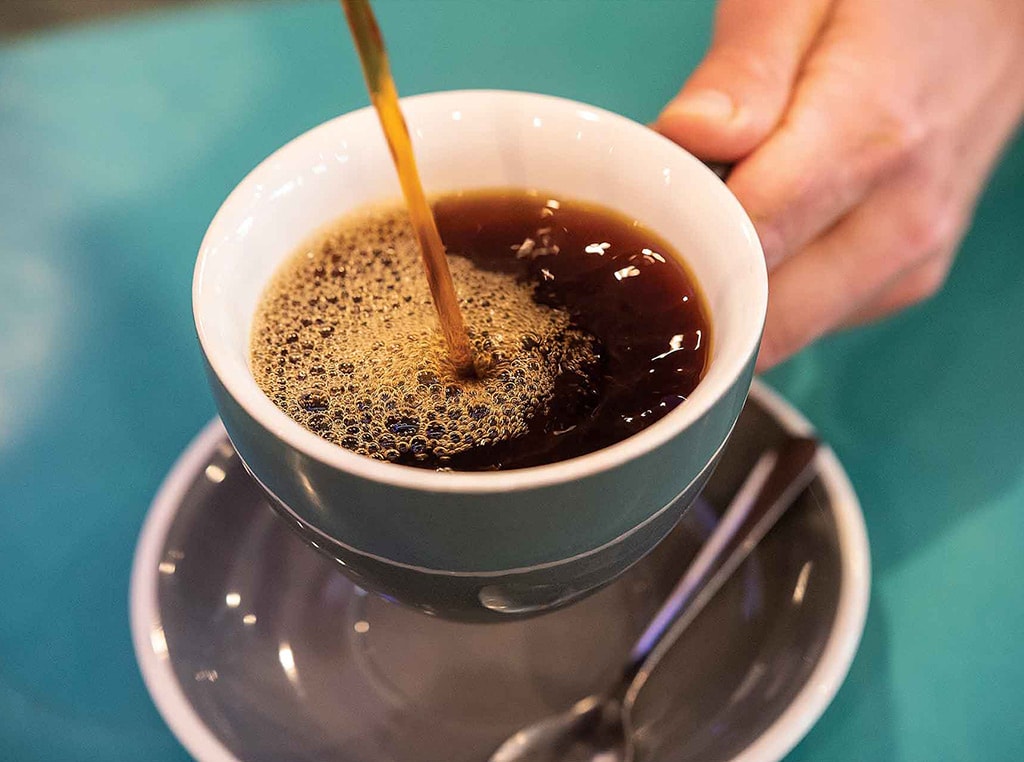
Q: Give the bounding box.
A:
[243,447,720,621]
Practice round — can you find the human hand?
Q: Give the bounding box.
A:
[655,0,1024,369]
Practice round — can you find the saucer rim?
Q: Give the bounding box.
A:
[129,379,870,762]
[130,415,238,762]
[727,381,870,762]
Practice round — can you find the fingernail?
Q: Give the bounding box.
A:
[664,89,737,123]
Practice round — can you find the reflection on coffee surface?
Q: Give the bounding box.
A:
[251,189,710,470]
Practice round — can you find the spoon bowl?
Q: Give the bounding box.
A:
[490,696,623,762]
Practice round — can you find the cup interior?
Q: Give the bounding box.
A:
[194,90,766,489]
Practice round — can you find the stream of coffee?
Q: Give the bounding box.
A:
[340,0,477,376]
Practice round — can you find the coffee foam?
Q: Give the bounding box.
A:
[250,204,600,465]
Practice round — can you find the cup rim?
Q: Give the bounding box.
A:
[193,89,767,494]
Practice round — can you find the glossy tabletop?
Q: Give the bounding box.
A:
[1,2,1022,760]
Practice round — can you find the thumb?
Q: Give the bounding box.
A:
[655,0,832,162]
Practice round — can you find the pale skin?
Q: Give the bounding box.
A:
[655,0,1024,370]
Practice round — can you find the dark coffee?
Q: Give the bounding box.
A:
[250,189,710,471]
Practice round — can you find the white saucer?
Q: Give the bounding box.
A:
[131,380,869,762]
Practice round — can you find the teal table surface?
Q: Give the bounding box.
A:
[1,1,1022,760]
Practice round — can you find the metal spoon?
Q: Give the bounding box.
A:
[489,436,821,762]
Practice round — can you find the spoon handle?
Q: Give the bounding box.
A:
[621,435,820,688]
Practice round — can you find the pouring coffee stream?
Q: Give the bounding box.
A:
[340,0,477,376]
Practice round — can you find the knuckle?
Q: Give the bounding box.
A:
[899,213,936,256]
[715,45,791,90]
[851,106,929,187]
[901,204,960,259]
[905,258,952,303]
[807,48,930,172]
[879,107,929,165]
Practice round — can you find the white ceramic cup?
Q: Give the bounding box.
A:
[193,90,767,620]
